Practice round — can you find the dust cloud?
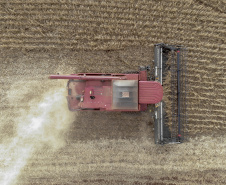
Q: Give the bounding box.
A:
[0,83,74,185]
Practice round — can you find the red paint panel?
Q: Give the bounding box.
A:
[139,81,163,104]
[81,85,112,110]
[124,74,139,80]
[139,70,147,81]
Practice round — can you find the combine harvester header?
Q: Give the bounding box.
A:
[154,44,187,144]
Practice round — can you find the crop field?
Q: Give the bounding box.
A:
[0,0,226,184]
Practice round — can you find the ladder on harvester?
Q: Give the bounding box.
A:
[154,43,187,144]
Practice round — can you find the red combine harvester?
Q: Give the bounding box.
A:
[49,44,187,144]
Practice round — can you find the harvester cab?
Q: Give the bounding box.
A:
[49,43,187,144]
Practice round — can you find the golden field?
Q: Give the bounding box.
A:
[0,0,225,184]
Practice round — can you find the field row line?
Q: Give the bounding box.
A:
[187,119,226,125]
[187,77,225,85]
[188,89,225,99]
[187,54,226,61]
[187,94,226,101]
[1,27,224,49]
[187,107,226,115]
[1,12,225,33]
[187,97,226,104]
[186,64,226,71]
[1,19,225,39]
[1,6,226,21]
[188,80,226,86]
[1,34,225,56]
[187,101,226,109]
[188,113,226,120]
[187,124,226,130]
[0,43,134,50]
[187,92,226,99]
[1,43,226,61]
[188,112,225,119]
[1,27,225,46]
[186,74,225,81]
[1,33,225,50]
[186,66,225,73]
[1,43,226,62]
[1,0,225,18]
[1,11,225,30]
[187,75,226,83]
[185,61,226,67]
